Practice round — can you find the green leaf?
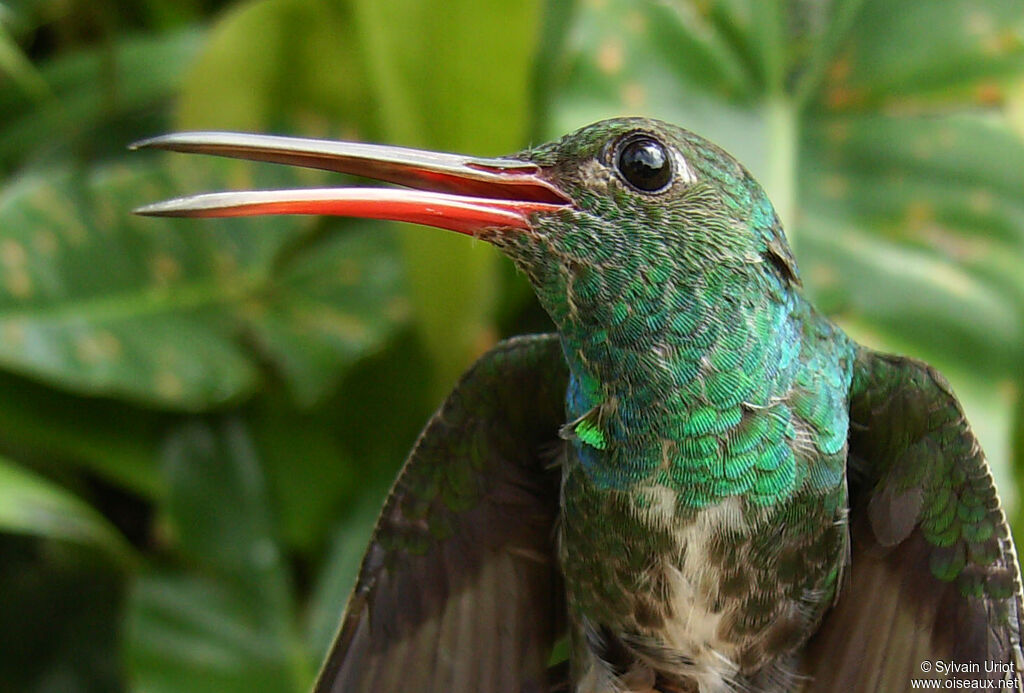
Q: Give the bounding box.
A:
[245,222,408,406]
[802,213,1023,375]
[0,456,132,562]
[0,153,406,409]
[0,29,204,171]
[802,115,1024,238]
[304,497,381,662]
[175,0,373,137]
[162,419,288,587]
[799,114,1024,376]
[529,0,580,139]
[0,369,162,496]
[128,419,311,691]
[547,1,771,178]
[816,0,1024,111]
[166,0,544,402]
[1012,380,1024,548]
[127,573,310,693]
[0,538,124,693]
[0,160,266,407]
[248,393,355,553]
[0,21,51,101]
[251,328,433,553]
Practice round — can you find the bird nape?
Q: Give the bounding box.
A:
[135,117,1024,693]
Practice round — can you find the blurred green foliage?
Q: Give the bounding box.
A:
[1,0,1023,690]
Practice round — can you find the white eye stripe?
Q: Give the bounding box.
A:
[672,148,697,186]
[580,158,616,190]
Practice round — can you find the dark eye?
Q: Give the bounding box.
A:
[615,135,672,192]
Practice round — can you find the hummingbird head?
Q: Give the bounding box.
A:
[494,118,800,332]
[133,117,798,346]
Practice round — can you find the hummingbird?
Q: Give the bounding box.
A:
[135,118,1024,693]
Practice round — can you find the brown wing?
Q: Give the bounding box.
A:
[314,334,569,693]
[804,347,1024,690]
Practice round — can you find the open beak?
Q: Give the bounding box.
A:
[131,132,570,236]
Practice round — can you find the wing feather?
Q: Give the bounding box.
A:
[804,348,1024,690]
[315,334,569,693]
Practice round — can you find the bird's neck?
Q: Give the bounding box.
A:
[552,268,809,508]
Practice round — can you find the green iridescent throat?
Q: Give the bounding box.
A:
[495,118,854,509]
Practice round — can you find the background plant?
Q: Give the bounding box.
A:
[2,1,1023,690]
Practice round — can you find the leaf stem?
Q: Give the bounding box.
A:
[752,0,784,93]
[1011,377,1024,548]
[765,94,799,248]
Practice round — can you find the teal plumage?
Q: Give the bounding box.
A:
[136,116,1023,692]
[501,120,851,508]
